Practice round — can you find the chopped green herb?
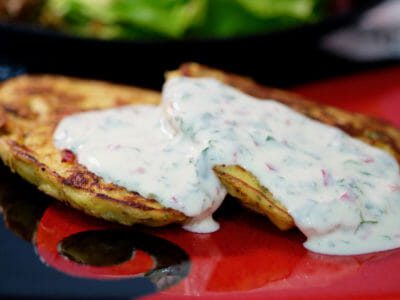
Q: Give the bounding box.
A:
[360,171,372,176]
[365,130,383,140]
[265,136,275,142]
[355,211,378,233]
[147,193,157,199]
[349,182,364,196]
[344,159,362,166]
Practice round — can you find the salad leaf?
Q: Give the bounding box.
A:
[111,0,207,38]
[41,0,326,40]
[236,0,320,19]
[190,0,321,38]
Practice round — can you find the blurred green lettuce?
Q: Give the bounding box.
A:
[41,0,325,40]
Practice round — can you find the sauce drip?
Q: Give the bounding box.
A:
[54,77,400,255]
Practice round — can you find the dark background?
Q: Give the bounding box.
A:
[0,0,395,89]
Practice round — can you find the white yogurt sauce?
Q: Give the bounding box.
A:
[54,77,400,255]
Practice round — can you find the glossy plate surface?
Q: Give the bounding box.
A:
[0,66,400,300]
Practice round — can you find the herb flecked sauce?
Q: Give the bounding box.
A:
[54,77,400,255]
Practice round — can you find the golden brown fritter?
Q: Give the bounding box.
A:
[0,75,186,226]
[1,67,400,231]
[170,63,400,230]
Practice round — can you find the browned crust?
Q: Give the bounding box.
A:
[213,165,294,230]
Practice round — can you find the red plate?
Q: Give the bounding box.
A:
[34,66,400,300]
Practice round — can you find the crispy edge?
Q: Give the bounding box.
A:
[0,138,187,226]
[214,165,294,230]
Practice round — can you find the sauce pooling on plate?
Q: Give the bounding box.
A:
[54,77,400,255]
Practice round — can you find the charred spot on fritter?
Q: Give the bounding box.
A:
[62,170,98,188]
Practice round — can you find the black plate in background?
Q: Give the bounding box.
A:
[0,0,392,88]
